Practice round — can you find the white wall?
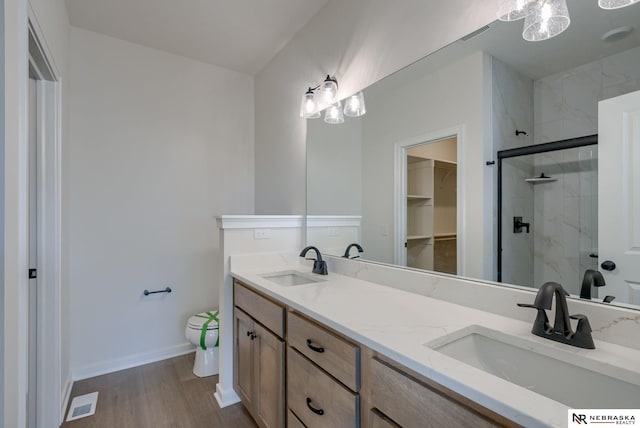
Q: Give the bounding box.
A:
[67,27,254,378]
[360,52,491,279]
[306,117,362,216]
[254,0,499,215]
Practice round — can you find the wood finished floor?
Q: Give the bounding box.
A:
[62,353,257,428]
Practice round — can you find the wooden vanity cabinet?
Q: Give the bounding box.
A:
[232,279,518,428]
[361,351,518,428]
[233,281,285,428]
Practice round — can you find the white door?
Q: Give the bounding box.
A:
[598,90,640,305]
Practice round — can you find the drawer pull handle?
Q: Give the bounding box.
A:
[306,397,324,416]
[306,339,325,353]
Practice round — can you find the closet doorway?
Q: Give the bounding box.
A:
[399,136,458,274]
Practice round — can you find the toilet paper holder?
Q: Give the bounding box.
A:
[143,286,172,296]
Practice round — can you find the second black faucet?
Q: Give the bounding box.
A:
[299,246,328,275]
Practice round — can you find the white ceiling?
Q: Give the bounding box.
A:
[370,0,640,98]
[65,0,329,75]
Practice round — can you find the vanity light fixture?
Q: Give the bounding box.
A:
[300,87,321,119]
[324,101,345,124]
[598,0,640,9]
[299,75,338,119]
[523,0,571,42]
[343,91,366,117]
[498,0,536,21]
[318,75,339,104]
[503,0,639,42]
[300,75,367,122]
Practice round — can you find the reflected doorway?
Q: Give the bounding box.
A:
[403,137,458,274]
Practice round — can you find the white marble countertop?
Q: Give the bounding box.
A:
[230,255,640,428]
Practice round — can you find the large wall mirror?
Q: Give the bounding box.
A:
[306,0,640,310]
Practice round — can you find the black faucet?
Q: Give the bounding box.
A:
[580,269,614,303]
[299,246,328,275]
[343,243,364,259]
[518,282,595,349]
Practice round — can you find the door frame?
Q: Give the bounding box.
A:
[14,11,63,427]
[29,17,63,426]
[3,0,31,425]
[393,125,466,274]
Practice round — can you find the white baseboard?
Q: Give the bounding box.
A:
[72,343,195,381]
[60,374,74,425]
[214,382,241,408]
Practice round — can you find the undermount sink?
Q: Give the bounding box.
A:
[259,270,325,287]
[426,325,640,409]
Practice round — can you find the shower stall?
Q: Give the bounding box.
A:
[497,135,598,296]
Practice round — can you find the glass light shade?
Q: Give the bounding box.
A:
[497,0,536,21]
[343,92,366,117]
[324,102,344,124]
[318,75,338,104]
[299,89,321,119]
[523,0,571,42]
[598,0,640,9]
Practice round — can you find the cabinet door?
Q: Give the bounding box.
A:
[234,308,255,410]
[254,322,285,428]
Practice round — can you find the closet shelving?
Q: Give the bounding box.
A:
[406,156,457,272]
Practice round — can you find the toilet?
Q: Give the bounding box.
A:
[185,310,220,377]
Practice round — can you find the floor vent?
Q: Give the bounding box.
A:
[66,392,99,422]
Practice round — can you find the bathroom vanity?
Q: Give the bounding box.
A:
[228,253,640,428]
[233,279,512,428]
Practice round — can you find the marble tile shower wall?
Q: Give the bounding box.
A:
[532,147,598,295]
[533,46,640,144]
[492,57,535,286]
[530,46,640,294]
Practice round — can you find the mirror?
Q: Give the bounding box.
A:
[306,0,640,309]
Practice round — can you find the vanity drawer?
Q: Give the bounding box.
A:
[288,410,307,428]
[234,280,284,338]
[370,410,401,428]
[369,357,499,428]
[287,311,360,391]
[287,347,359,428]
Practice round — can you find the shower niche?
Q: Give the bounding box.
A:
[498,136,598,296]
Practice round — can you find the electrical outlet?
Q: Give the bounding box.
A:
[380,224,389,236]
[327,227,339,237]
[254,228,272,240]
